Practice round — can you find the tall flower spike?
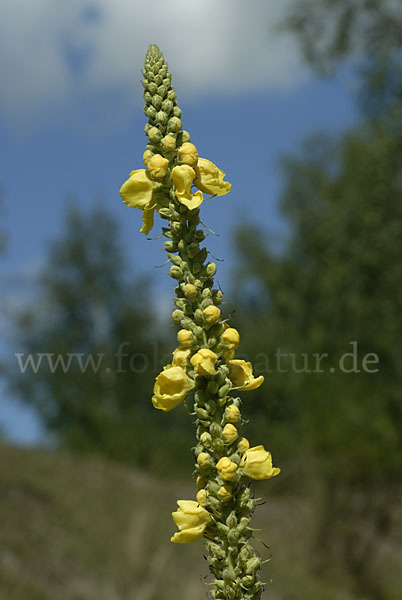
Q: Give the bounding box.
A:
[120,45,280,600]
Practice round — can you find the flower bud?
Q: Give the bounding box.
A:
[177,329,194,348]
[213,438,225,454]
[148,126,163,144]
[237,437,250,454]
[169,253,182,267]
[151,94,162,109]
[212,289,223,304]
[227,528,239,546]
[170,265,183,280]
[239,545,252,562]
[196,488,208,507]
[162,134,176,152]
[173,298,186,310]
[238,487,251,505]
[183,283,198,300]
[194,308,204,323]
[173,106,182,118]
[216,457,238,482]
[209,422,222,437]
[206,381,218,396]
[196,475,206,489]
[217,484,232,503]
[224,404,241,424]
[203,305,221,326]
[218,383,231,398]
[204,399,217,414]
[167,89,176,101]
[200,431,212,446]
[145,105,157,120]
[241,575,254,588]
[246,557,261,574]
[191,349,218,377]
[171,309,184,323]
[195,229,206,241]
[195,407,210,419]
[161,99,173,113]
[197,452,213,470]
[157,84,167,97]
[143,149,153,167]
[167,116,182,132]
[222,423,238,444]
[164,240,177,252]
[178,142,199,167]
[193,326,204,339]
[156,110,168,125]
[226,511,237,529]
[204,262,217,277]
[186,242,200,258]
[148,154,169,179]
[238,516,249,533]
[181,130,191,143]
[221,328,240,350]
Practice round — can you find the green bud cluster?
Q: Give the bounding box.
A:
[142,44,189,159]
[141,45,266,600]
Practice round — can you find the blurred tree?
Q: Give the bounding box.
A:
[235,121,402,599]
[231,3,402,596]
[8,203,193,474]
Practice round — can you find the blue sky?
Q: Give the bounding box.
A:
[0,0,359,444]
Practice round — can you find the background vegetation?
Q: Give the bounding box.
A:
[1,1,402,599]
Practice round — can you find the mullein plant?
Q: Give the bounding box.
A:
[120,45,280,600]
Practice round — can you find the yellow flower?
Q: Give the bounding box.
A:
[194,158,231,196]
[222,423,238,444]
[203,305,221,326]
[228,360,264,391]
[216,457,238,481]
[196,488,208,507]
[177,329,194,348]
[191,349,218,376]
[197,452,211,468]
[152,365,194,412]
[225,404,241,424]
[221,327,240,351]
[119,169,157,235]
[178,142,199,167]
[171,500,210,543]
[171,164,204,210]
[217,484,232,503]
[237,437,250,454]
[172,347,191,368]
[147,153,169,179]
[240,445,281,480]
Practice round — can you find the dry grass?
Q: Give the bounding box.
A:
[0,444,400,600]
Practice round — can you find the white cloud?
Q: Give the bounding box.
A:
[0,0,306,131]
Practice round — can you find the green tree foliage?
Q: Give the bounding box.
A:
[231,5,402,597]
[234,119,402,598]
[9,203,192,473]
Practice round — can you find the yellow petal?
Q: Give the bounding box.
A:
[228,359,264,391]
[147,154,169,179]
[171,500,210,543]
[152,365,194,411]
[170,524,206,543]
[140,205,155,235]
[240,445,280,480]
[171,164,204,210]
[120,169,154,209]
[194,158,231,196]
